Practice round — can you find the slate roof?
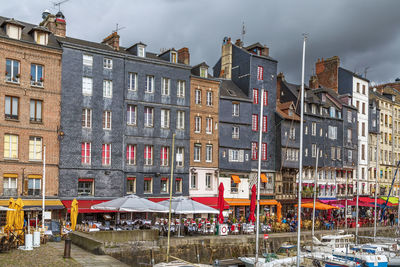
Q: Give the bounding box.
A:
[276,102,300,121]
[219,79,251,101]
[339,67,370,82]
[0,16,61,50]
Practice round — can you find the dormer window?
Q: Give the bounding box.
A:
[138,45,145,57]
[171,52,177,63]
[34,31,49,45]
[200,67,208,78]
[6,24,23,40]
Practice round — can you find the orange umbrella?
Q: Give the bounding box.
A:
[295,201,339,210]
[277,202,282,223]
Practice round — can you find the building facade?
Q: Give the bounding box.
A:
[189,63,220,198]
[0,16,62,203]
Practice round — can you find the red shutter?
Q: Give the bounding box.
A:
[251,142,258,160]
[253,89,259,104]
[126,145,130,161]
[263,116,267,132]
[127,177,135,180]
[252,114,258,131]
[257,66,264,80]
[81,143,85,163]
[263,91,268,106]
[262,143,267,160]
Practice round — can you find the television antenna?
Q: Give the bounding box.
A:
[52,0,70,11]
[241,21,246,43]
[113,23,126,34]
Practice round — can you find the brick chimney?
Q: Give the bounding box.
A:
[315,56,340,92]
[102,32,120,51]
[220,37,232,79]
[235,39,243,47]
[262,45,269,57]
[40,11,66,37]
[178,47,190,65]
[309,75,319,89]
[276,72,285,102]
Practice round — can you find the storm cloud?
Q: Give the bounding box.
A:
[3,0,400,85]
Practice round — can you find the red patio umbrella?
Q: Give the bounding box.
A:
[217,182,225,224]
[249,184,256,223]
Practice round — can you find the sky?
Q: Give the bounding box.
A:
[3,0,400,86]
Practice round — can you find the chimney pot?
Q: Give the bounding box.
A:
[102,32,120,51]
[177,47,190,65]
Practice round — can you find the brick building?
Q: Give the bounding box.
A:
[0,16,62,211]
[188,62,220,199]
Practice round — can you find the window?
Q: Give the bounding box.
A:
[138,46,145,57]
[176,147,184,167]
[191,173,197,189]
[28,178,41,196]
[5,59,20,83]
[257,66,264,80]
[177,80,185,98]
[348,150,352,162]
[81,142,91,165]
[146,75,154,93]
[144,107,154,127]
[312,144,317,158]
[6,25,21,39]
[103,80,113,98]
[82,77,93,95]
[312,122,316,136]
[28,99,43,123]
[289,127,295,139]
[162,78,170,95]
[347,110,352,123]
[195,90,201,104]
[329,107,335,118]
[160,178,169,193]
[126,178,136,194]
[356,101,360,112]
[362,102,366,115]
[83,54,93,67]
[143,178,153,193]
[262,143,267,160]
[161,109,170,129]
[263,91,268,106]
[229,149,240,162]
[305,126,308,135]
[232,126,240,139]
[160,146,169,166]
[206,118,213,134]
[29,137,42,161]
[194,144,201,162]
[205,173,212,189]
[3,177,17,196]
[252,114,258,131]
[102,144,111,166]
[128,72,137,91]
[126,144,136,165]
[262,116,267,132]
[362,85,366,95]
[206,91,213,106]
[144,145,153,165]
[30,64,43,86]
[103,111,112,130]
[347,128,352,143]
[127,105,137,125]
[175,178,182,193]
[4,134,18,159]
[356,82,360,93]
[319,128,323,136]
[253,89,259,104]
[103,58,112,69]
[337,147,341,160]
[361,144,365,161]
[171,52,177,63]
[331,147,335,160]
[78,179,93,196]
[362,122,365,137]
[5,96,19,120]
[206,144,213,162]
[231,178,238,193]
[200,67,207,77]
[232,103,239,116]
[81,108,91,128]
[312,105,317,114]
[305,148,308,157]
[195,116,201,133]
[251,142,258,160]
[177,111,185,129]
[328,126,337,140]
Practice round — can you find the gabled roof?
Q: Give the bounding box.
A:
[276,101,300,121]
[244,42,264,51]
[219,79,250,101]
[1,18,25,28]
[192,61,209,69]
[339,67,369,82]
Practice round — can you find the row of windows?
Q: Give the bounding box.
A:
[2,177,41,196]
[193,144,213,162]
[194,117,216,134]
[250,142,268,160]
[303,145,353,162]
[252,89,268,105]
[4,96,42,122]
[305,103,343,119]
[3,134,42,161]
[190,173,215,190]
[194,89,213,106]
[5,59,44,87]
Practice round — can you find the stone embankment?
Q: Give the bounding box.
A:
[70,227,396,266]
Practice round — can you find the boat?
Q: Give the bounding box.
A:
[350,244,400,267]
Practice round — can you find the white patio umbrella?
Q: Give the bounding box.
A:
[158,196,219,214]
[91,195,170,213]
[0,206,14,211]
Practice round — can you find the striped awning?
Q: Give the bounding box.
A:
[231,175,241,184]
[225,198,250,206]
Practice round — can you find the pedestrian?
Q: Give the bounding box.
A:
[390,212,395,226]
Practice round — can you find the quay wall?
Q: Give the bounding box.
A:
[70,227,395,266]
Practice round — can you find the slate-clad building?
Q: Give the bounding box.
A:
[45,12,191,204]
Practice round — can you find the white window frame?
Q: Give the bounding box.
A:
[103,111,112,130]
[232,103,240,116]
[312,144,317,158]
[3,177,17,196]
[29,136,42,161]
[4,134,18,159]
[144,107,154,127]
[161,109,170,129]
[30,64,44,86]
[195,116,201,133]
[126,178,136,194]
[103,80,113,98]
[82,108,92,128]
[143,178,153,194]
[177,111,185,130]
[191,173,197,189]
[82,77,93,96]
[144,145,153,165]
[206,144,213,162]
[328,126,338,140]
[102,143,111,166]
[229,149,239,162]
[128,72,137,91]
[194,144,201,162]
[206,118,213,134]
[176,147,184,167]
[146,75,154,93]
[160,146,169,166]
[162,77,170,96]
[82,142,91,165]
[103,58,113,69]
[127,105,137,126]
[312,122,316,136]
[232,126,240,139]
[5,59,20,83]
[206,91,213,106]
[177,80,185,98]
[195,90,201,104]
[126,144,136,165]
[205,173,212,189]
[83,54,93,67]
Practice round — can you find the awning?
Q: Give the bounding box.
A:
[260,174,268,183]
[225,198,250,206]
[62,200,118,213]
[295,201,339,210]
[191,197,229,210]
[259,199,278,206]
[147,197,169,203]
[0,199,64,210]
[231,175,241,184]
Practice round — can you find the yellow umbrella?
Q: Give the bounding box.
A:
[14,198,24,238]
[70,198,79,231]
[5,198,15,232]
[277,202,282,223]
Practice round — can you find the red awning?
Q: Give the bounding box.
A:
[191,197,230,210]
[62,200,118,213]
[147,197,170,203]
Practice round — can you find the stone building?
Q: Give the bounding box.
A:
[0,16,63,213]
[188,62,220,200]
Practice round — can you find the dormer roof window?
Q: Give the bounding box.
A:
[2,19,25,40]
[138,45,145,57]
[171,51,177,63]
[30,26,50,45]
[200,67,208,78]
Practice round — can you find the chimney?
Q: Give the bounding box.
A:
[276,72,285,102]
[40,11,66,37]
[220,37,232,79]
[262,45,269,57]
[235,39,243,47]
[102,32,120,51]
[315,56,340,92]
[178,47,190,65]
[309,75,319,89]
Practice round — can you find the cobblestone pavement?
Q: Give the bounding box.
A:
[0,243,81,267]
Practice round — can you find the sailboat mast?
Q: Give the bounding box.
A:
[374,133,379,241]
[312,147,319,240]
[296,34,307,267]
